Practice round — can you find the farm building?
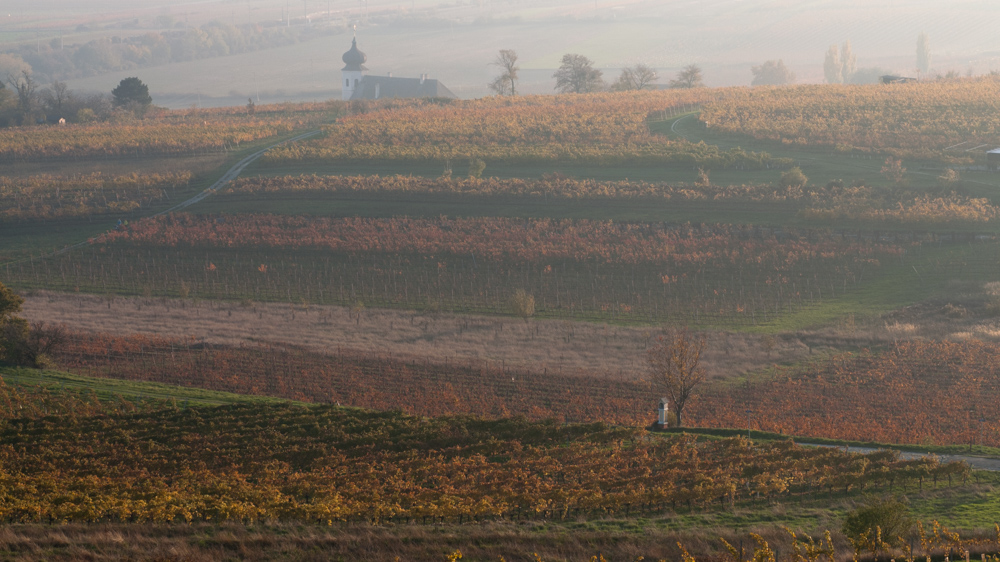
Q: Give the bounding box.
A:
[879,75,917,84]
[340,37,456,101]
[988,148,1000,171]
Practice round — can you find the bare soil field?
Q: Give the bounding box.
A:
[25,291,821,381]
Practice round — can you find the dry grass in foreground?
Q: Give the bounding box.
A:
[1,518,997,562]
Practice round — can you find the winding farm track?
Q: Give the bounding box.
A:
[2,128,321,266]
[153,129,321,216]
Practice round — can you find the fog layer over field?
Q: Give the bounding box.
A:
[2,0,1000,106]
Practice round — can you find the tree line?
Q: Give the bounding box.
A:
[0,72,152,127]
[1,22,329,85]
[488,50,704,95]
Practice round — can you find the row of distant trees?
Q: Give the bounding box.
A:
[821,33,966,85]
[1,22,323,84]
[521,32,962,91]
[756,33,970,88]
[0,73,151,127]
[488,50,704,95]
[821,40,890,85]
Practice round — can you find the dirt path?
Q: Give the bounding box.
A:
[23,291,815,380]
[152,129,320,216]
[807,443,1000,472]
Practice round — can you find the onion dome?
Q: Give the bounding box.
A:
[342,37,368,71]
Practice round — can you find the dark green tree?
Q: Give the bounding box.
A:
[0,282,63,368]
[112,77,152,108]
[0,281,27,365]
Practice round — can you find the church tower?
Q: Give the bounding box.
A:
[341,36,367,101]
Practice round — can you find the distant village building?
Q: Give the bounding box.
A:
[879,75,918,85]
[341,37,456,101]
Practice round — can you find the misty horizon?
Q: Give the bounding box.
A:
[2,0,1000,107]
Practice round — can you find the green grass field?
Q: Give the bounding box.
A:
[755,241,1000,333]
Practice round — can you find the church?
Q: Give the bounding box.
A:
[341,37,457,101]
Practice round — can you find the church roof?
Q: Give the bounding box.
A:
[342,37,367,71]
[350,76,457,100]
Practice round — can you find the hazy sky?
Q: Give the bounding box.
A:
[5,0,1000,104]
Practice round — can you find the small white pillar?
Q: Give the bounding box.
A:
[657,398,669,427]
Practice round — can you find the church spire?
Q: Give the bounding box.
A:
[341,35,367,100]
[342,36,367,72]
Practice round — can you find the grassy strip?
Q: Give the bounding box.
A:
[195,190,807,226]
[0,366,299,407]
[661,427,1000,459]
[745,242,998,334]
[198,187,1000,236]
[656,113,1000,202]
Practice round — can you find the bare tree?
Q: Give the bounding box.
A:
[488,49,519,96]
[553,54,604,94]
[669,64,704,89]
[40,80,71,117]
[647,328,706,427]
[6,70,37,122]
[612,63,658,91]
